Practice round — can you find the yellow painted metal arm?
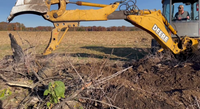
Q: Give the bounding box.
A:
[137,10,178,35]
[52,0,66,18]
[43,22,79,55]
[8,0,121,55]
[42,2,120,55]
[44,2,120,22]
[126,10,199,54]
[126,11,180,54]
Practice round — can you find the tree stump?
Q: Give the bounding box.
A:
[9,33,24,62]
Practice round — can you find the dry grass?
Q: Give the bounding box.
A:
[0,31,152,61]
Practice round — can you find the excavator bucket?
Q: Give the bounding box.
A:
[8,0,48,22]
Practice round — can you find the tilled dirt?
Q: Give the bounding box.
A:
[0,52,200,109]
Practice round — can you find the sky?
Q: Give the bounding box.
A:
[0,0,162,27]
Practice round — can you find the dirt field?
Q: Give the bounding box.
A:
[0,31,200,109]
[0,31,152,61]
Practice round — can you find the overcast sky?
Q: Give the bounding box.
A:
[0,0,162,27]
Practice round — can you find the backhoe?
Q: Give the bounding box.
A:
[7,0,200,56]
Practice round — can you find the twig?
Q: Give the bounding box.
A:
[66,57,85,83]
[65,102,74,109]
[0,69,27,76]
[6,75,65,89]
[18,92,33,109]
[36,101,42,109]
[195,96,200,109]
[7,81,34,89]
[53,66,132,109]
[78,97,122,109]
[101,89,115,109]
[30,66,44,84]
[0,74,8,82]
[52,82,93,109]
[96,58,108,80]
[16,28,24,44]
[94,66,133,86]
[32,76,66,89]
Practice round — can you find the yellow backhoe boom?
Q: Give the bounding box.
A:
[126,10,198,54]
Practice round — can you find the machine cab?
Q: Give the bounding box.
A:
[162,0,200,37]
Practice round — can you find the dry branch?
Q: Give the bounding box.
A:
[30,66,44,83]
[0,74,34,88]
[6,81,34,89]
[53,66,133,109]
[195,96,200,109]
[0,69,27,76]
[52,82,92,109]
[0,74,8,82]
[66,57,85,83]
[94,66,133,86]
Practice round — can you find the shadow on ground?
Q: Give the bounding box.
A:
[70,46,151,61]
[37,46,151,61]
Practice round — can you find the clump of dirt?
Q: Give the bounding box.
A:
[0,51,200,109]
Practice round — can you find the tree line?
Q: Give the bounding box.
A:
[0,22,141,31]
